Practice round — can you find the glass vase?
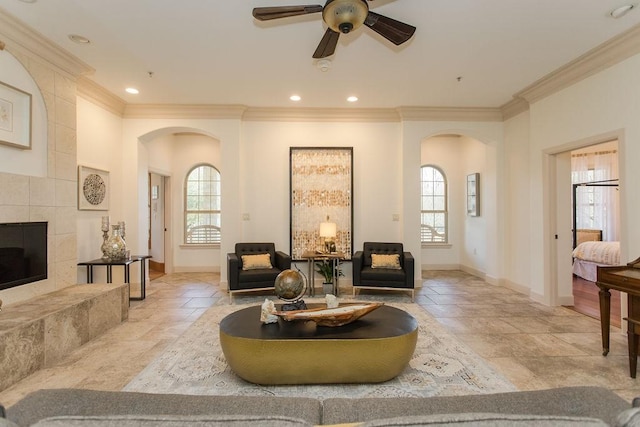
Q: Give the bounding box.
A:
[104,224,127,260]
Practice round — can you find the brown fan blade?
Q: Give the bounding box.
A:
[252,5,323,21]
[313,28,340,58]
[364,11,416,45]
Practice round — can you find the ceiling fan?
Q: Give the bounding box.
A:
[252,0,416,58]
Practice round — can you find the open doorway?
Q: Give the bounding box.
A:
[149,172,168,280]
[567,140,621,327]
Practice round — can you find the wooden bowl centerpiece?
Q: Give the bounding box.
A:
[274,302,383,327]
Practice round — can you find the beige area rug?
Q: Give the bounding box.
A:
[124,300,516,398]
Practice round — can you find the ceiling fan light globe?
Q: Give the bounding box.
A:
[339,22,353,33]
[323,0,369,33]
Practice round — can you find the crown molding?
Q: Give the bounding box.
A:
[514,22,640,104]
[0,7,93,78]
[397,107,503,122]
[123,104,247,119]
[500,97,530,120]
[4,0,635,124]
[77,77,126,117]
[242,107,400,122]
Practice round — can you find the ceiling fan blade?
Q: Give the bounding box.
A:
[364,11,416,45]
[313,28,340,58]
[252,5,323,21]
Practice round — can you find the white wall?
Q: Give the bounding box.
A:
[416,125,502,283]
[460,136,488,275]
[504,53,640,303]
[76,97,124,284]
[170,133,221,272]
[503,111,531,293]
[420,136,464,267]
[241,120,404,282]
[121,119,242,285]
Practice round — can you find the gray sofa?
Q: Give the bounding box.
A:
[1,386,638,426]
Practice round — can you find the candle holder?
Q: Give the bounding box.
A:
[118,221,126,241]
[101,216,110,260]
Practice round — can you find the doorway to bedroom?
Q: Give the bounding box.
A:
[569,140,620,327]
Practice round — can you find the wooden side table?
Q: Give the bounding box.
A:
[78,255,152,301]
[300,251,345,297]
[597,260,640,378]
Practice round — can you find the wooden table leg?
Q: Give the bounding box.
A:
[598,286,611,356]
[140,259,147,300]
[626,296,640,378]
[628,325,639,378]
[307,257,315,297]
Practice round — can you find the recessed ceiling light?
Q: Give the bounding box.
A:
[610,4,635,18]
[68,34,90,44]
[290,95,301,102]
[125,87,139,95]
[347,96,358,103]
[18,0,37,3]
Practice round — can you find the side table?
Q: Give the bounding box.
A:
[78,255,152,301]
[300,251,345,297]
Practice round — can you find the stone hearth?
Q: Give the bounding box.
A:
[0,283,129,392]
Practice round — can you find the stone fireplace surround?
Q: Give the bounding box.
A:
[0,9,94,307]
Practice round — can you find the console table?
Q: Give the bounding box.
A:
[596,257,640,378]
[300,251,345,297]
[78,255,152,301]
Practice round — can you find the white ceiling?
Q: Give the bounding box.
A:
[2,0,640,109]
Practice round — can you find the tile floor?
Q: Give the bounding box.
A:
[0,270,638,407]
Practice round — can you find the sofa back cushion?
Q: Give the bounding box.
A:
[28,414,314,426]
[357,413,607,426]
[7,389,323,426]
[363,242,404,268]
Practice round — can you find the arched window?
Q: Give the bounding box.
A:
[184,164,221,244]
[421,165,447,243]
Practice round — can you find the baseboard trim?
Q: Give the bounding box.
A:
[503,279,531,297]
[422,263,462,270]
[173,266,220,273]
[557,295,575,306]
[459,265,486,282]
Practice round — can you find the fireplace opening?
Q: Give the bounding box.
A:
[0,222,48,291]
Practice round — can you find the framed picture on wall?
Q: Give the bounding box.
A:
[78,165,110,211]
[0,80,32,150]
[467,173,480,216]
[290,147,353,260]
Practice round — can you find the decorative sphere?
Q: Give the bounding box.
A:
[274,269,306,302]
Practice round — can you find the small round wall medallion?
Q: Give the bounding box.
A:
[83,173,106,206]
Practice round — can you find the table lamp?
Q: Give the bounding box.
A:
[319,216,337,253]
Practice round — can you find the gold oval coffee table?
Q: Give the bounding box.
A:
[219,304,418,385]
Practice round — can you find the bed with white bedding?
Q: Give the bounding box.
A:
[572,240,620,282]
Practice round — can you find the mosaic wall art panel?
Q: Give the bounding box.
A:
[290,147,353,260]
